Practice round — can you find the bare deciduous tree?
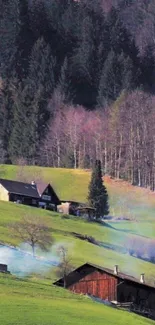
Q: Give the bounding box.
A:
[56,245,74,288]
[16,162,43,184]
[9,215,53,256]
[39,89,155,193]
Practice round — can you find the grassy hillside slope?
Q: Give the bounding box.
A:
[0,165,155,277]
[1,164,155,239]
[0,165,90,202]
[1,164,155,221]
[0,274,153,325]
[0,201,155,285]
[0,166,155,324]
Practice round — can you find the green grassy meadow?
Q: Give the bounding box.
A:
[0,274,153,325]
[0,164,90,202]
[0,165,155,324]
[0,200,155,285]
[1,164,155,220]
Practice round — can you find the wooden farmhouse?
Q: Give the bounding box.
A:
[0,179,60,210]
[54,263,155,319]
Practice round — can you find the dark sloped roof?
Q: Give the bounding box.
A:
[61,200,85,205]
[53,262,155,290]
[36,182,48,196]
[0,179,40,199]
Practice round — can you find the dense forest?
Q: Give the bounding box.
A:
[1,0,155,189]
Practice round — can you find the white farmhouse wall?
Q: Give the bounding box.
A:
[0,184,9,201]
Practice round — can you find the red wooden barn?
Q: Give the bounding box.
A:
[54,262,155,319]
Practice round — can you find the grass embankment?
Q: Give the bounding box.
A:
[0,273,154,325]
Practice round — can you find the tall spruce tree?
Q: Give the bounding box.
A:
[88,160,109,219]
[28,37,55,139]
[97,50,124,108]
[8,79,27,162]
[0,0,20,77]
[71,15,94,107]
[57,57,73,103]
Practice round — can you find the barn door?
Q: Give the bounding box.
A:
[87,280,98,297]
[98,280,109,300]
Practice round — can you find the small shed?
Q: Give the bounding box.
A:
[75,207,96,219]
[57,201,96,218]
[0,263,10,274]
[57,201,85,215]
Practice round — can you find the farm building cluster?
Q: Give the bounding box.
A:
[1,178,155,320]
[0,178,91,215]
[54,263,155,320]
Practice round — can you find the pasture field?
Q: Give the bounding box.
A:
[0,273,154,325]
[0,201,155,285]
[1,164,155,220]
[1,164,155,242]
[0,165,155,324]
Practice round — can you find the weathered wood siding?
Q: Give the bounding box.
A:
[68,270,118,301]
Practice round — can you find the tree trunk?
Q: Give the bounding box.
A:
[57,138,60,168]
[95,139,99,160]
[32,243,35,257]
[64,273,67,288]
[104,140,108,174]
[114,147,117,178]
[44,144,50,166]
[117,133,123,179]
[83,138,86,168]
[73,145,77,169]
[98,139,103,166]
[78,144,81,168]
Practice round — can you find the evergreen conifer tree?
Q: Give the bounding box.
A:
[88,160,109,219]
[97,50,125,108]
[28,37,55,139]
[0,0,20,77]
[58,57,73,103]
[8,80,27,162]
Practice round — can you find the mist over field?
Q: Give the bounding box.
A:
[0,244,59,276]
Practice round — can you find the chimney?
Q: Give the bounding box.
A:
[31,181,35,185]
[114,265,118,275]
[140,273,145,284]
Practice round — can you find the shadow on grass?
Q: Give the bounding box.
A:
[103,222,144,236]
[99,241,127,254]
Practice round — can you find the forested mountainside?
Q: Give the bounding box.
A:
[1,0,155,189]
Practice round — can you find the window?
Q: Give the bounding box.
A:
[42,195,51,201]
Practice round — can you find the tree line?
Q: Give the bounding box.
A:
[40,90,155,190]
[1,0,155,190]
